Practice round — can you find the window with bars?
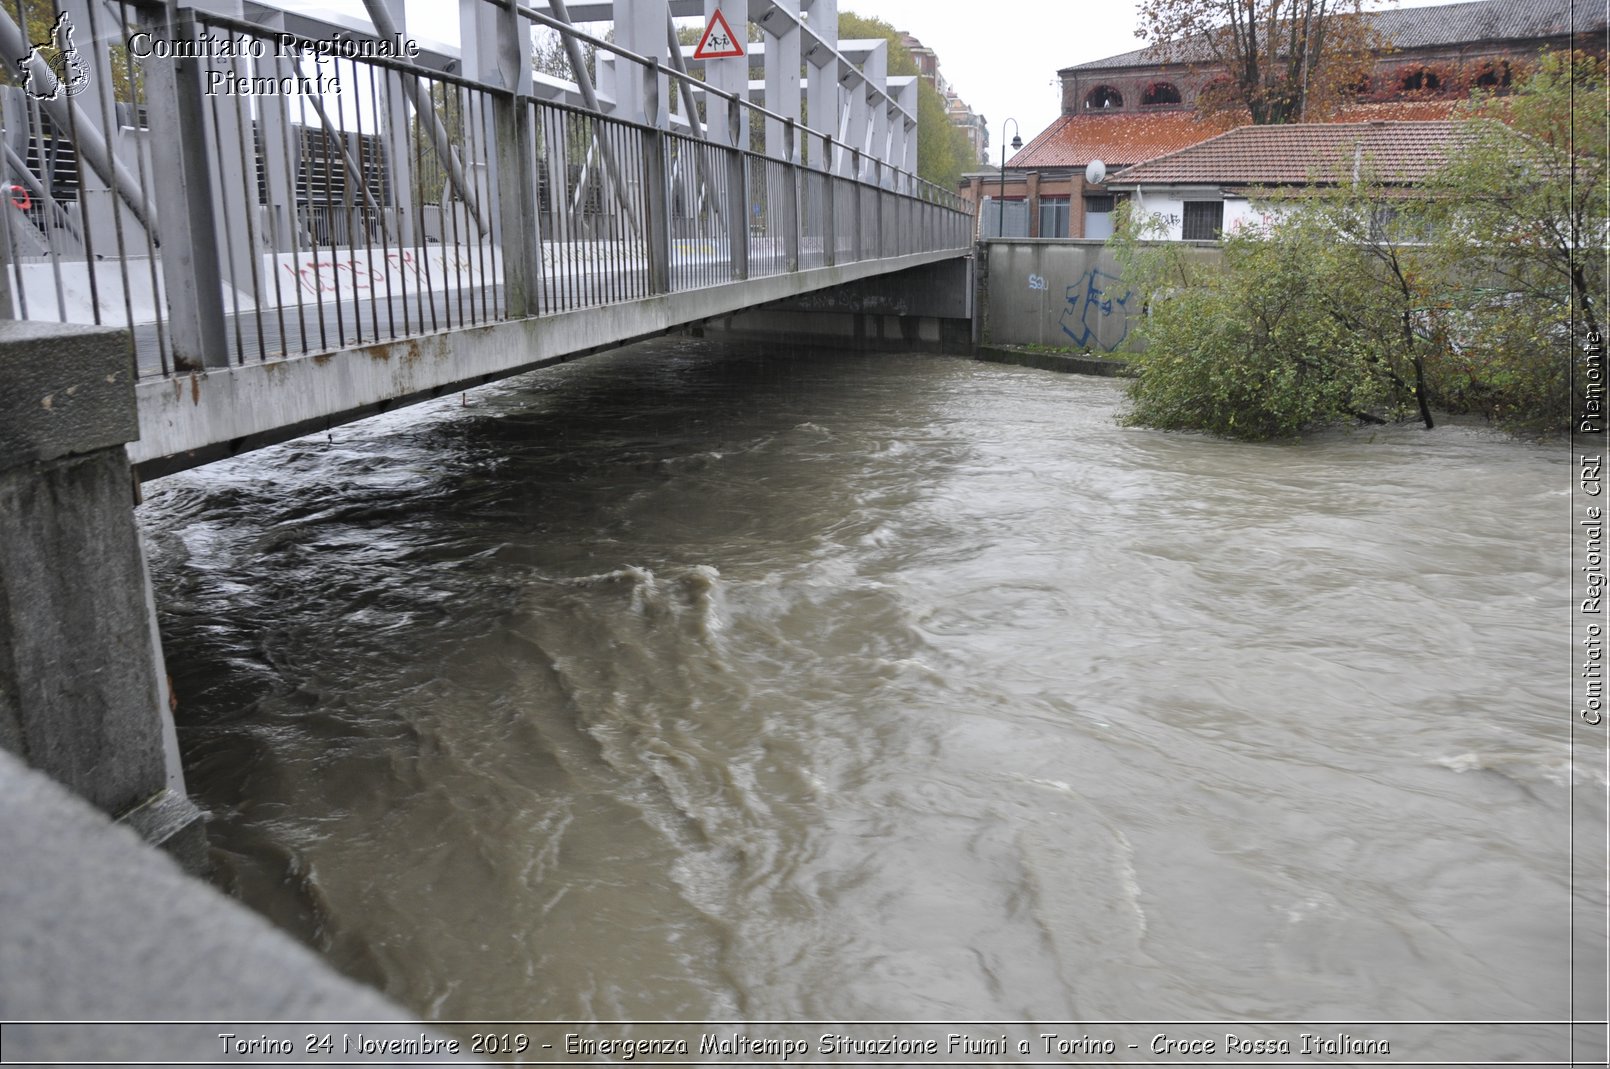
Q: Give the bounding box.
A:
[1182,200,1223,241]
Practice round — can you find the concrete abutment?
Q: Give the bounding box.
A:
[0,319,206,870]
[699,258,975,354]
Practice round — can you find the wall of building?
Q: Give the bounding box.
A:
[967,172,1094,239]
[1060,64,1202,117]
[1124,189,1267,240]
[1056,28,1596,119]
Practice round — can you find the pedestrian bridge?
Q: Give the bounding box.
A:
[1,0,972,477]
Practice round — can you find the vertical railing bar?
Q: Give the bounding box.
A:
[570,115,583,311]
[260,102,287,357]
[555,109,569,311]
[529,101,550,316]
[275,52,309,355]
[555,109,570,311]
[320,117,344,349]
[350,57,379,343]
[56,36,103,325]
[360,61,392,341]
[26,94,69,321]
[82,0,137,342]
[606,121,621,303]
[582,116,593,306]
[204,81,246,364]
[608,121,622,302]
[547,104,563,314]
[226,64,266,363]
[465,86,486,323]
[444,84,464,330]
[636,124,647,299]
[473,88,492,323]
[461,85,481,323]
[336,92,362,345]
[602,121,616,303]
[374,63,403,338]
[535,103,552,314]
[410,89,437,333]
[476,87,488,323]
[1,173,24,318]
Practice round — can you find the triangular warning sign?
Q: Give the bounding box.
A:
[694,9,745,59]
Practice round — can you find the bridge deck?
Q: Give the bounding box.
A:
[130,248,971,478]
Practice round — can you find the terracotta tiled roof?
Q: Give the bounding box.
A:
[1007,111,1230,169]
[1108,120,1471,186]
[1063,0,1606,72]
[1005,99,1463,171]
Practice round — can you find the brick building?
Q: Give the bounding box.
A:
[964,0,1607,239]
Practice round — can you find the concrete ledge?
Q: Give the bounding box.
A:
[0,747,479,1063]
[975,344,1133,377]
[0,320,137,466]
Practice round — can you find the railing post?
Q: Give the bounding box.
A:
[642,59,671,295]
[726,106,749,281]
[850,149,864,263]
[820,132,836,268]
[492,0,542,317]
[782,120,800,273]
[0,200,11,320]
[874,160,886,257]
[140,9,228,370]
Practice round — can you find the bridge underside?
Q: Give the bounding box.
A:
[132,250,970,478]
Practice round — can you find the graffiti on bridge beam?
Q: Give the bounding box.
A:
[1059,268,1133,351]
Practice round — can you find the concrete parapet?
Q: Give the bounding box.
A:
[0,320,205,867]
[0,748,475,1061]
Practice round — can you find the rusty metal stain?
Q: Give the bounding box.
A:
[190,373,201,406]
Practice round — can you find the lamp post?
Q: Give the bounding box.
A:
[997,118,1022,238]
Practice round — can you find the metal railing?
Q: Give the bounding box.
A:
[0,0,972,380]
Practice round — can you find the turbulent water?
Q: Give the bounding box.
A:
[141,339,1590,1038]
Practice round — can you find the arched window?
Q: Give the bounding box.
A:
[1084,85,1124,110]
[1141,81,1182,106]
[1473,60,1512,89]
[1399,66,1441,92]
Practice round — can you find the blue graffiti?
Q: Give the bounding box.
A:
[1059,269,1133,351]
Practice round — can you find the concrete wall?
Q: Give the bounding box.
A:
[980,238,1221,353]
[981,239,1139,353]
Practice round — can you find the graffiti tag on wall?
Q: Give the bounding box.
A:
[1059,268,1133,351]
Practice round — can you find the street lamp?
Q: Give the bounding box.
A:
[997,118,1022,238]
